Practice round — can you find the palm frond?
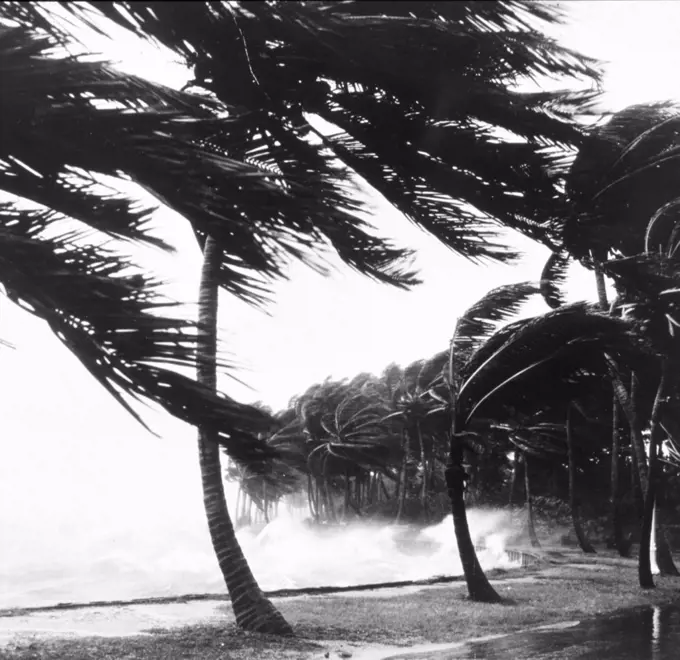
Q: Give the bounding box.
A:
[39,0,601,261]
[456,303,647,428]
[0,23,420,308]
[0,204,279,468]
[451,281,541,358]
[564,102,680,261]
[540,250,570,309]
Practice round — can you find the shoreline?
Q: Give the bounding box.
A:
[0,548,541,619]
[2,548,679,659]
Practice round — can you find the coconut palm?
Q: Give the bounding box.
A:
[562,102,680,586]
[437,296,646,601]
[7,0,607,629]
[0,20,420,633]
[381,354,448,521]
[421,281,543,602]
[605,248,680,586]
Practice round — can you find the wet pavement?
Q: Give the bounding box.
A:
[377,603,680,659]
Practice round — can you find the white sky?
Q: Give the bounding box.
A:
[2,1,680,580]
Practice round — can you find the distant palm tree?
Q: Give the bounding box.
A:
[382,354,448,521]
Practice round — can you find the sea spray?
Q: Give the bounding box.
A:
[1,499,518,609]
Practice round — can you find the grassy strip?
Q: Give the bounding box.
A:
[1,551,679,659]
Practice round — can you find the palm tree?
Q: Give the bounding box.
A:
[8,0,607,628]
[562,102,680,586]
[0,20,414,633]
[382,354,448,522]
[425,281,542,602]
[440,296,645,601]
[566,404,596,554]
[296,376,400,522]
[197,236,293,633]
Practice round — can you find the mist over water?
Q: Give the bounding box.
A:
[0,479,517,610]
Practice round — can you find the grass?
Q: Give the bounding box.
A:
[2,550,680,659]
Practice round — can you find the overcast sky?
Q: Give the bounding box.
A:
[3,1,680,602]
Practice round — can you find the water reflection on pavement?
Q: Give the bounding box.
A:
[381,603,680,659]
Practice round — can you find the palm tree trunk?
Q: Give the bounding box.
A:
[446,429,501,602]
[260,482,268,525]
[594,264,608,310]
[324,477,336,522]
[639,366,668,589]
[370,471,378,506]
[628,373,650,493]
[396,431,408,523]
[235,486,242,528]
[197,235,292,635]
[610,394,629,556]
[567,406,596,553]
[614,371,645,521]
[417,422,429,520]
[654,471,679,575]
[630,436,645,523]
[640,452,658,589]
[523,453,541,549]
[380,475,390,501]
[508,450,518,508]
[307,474,318,521]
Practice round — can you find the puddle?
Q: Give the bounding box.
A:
[355,604,680,659]
[350,623,581,660]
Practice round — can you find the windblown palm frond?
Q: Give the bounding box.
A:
[456,303,648,429]
[417,350,448,391]
[0,24,421,473]
[0,204,277,467]
[449,281,541,373]
[564,102,680,261]
[0,23,419,307]
[30,0,602,261]
[540,250,571,309]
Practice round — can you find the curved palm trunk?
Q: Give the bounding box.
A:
[417,422,429,520]
[446,433,501,602]
[654,471,679,576]
[395,430,409,523]
[198,236,292,635]
[307,474,318,521]
[610,395,629,556]
[567,406,595,554]
[638,366,668,589]
[594,265,608,310]
[523,453,541,549]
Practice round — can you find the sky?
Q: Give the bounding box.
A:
[3,1,680,588]
[4,0,680,445]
